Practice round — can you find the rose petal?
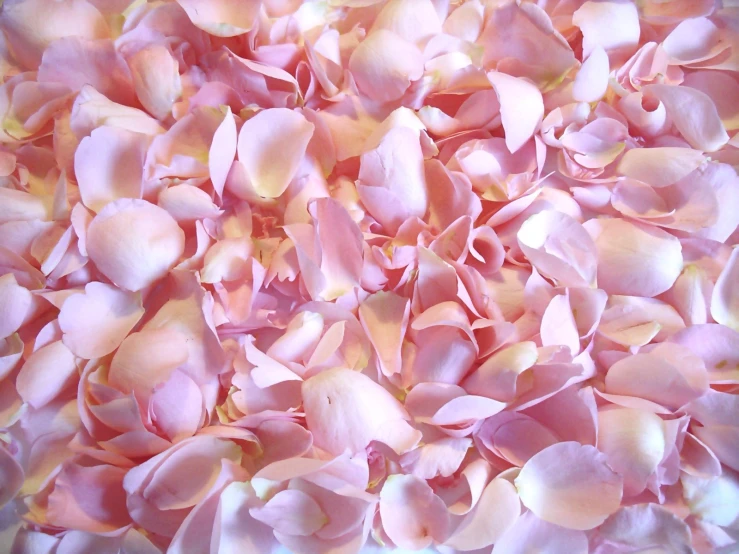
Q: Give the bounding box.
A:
[349,30,424,103]
[86,199,185,292]
[493,511,588,554]
[176,0,260,37]
[380,474,450,550]
[584,218,683,297]
[16,340,77,409]
[617,147,705,188]
[487,71,544,154]
[236,108,314,198]
[250,489,327,536]
[515,442,623,530]
[59,282,144,359]
[358,291,409,378]
[711,247,739,332]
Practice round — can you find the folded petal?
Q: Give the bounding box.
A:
[584,218,682,297]
[59,282,144,359]
[209,108,237,198]
[236,108,314,198]
[515,442,623,530]
[488,71,544,154]
[86,199,185,291]
[462,342,538,402]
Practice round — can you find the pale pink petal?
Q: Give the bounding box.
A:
[150,370,204,442]
[518,210,598,288]
[540,294,580,355]
[358,291,409,378]
[380,474,450,549]
[177,0,259,37]
[309,198,364,301]
[209,108,237,198]
[71,85,165,138]
[661,18,725,65]
[644,84,729,152]
[605,343,709,410]
[476,412,559,468]
[598,297,684,347]
[584,218,683,297]
[108,328,189,397]
[681,432,722,478]
[682,472,739,527]
[683,71,739,131]
[0,0,109,70]
[595,503,694,553]
[236,108,314,198]
[38,37,134,105]
[358,123,428,235]
[16,340,77,408]
[462,342,538,402]
[250,489,327,536]
[158,185,222,223]
[711,247,739,332]
[401,437,471,480]
[58,282,144,359]
[492,511,588,554]
[74,126,148,213]
[515,442,623,530]
[573,47,609,103]
[0,273,33,340]
[349,30,424,103]
[487,71,544,154]
[0,446,23,507]
[47,463,130,533]
[302,368,420,455]
[597,407,666,496]
[128,44,181,121]
[572,1,639,58]
[444,478,520,551]
[617,147,705,188]
[200,238,253,284]
[371,0,441,44]
[86,199,185,292]
[670,324,739,384]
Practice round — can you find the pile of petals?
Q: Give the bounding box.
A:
[1,0,739,552]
